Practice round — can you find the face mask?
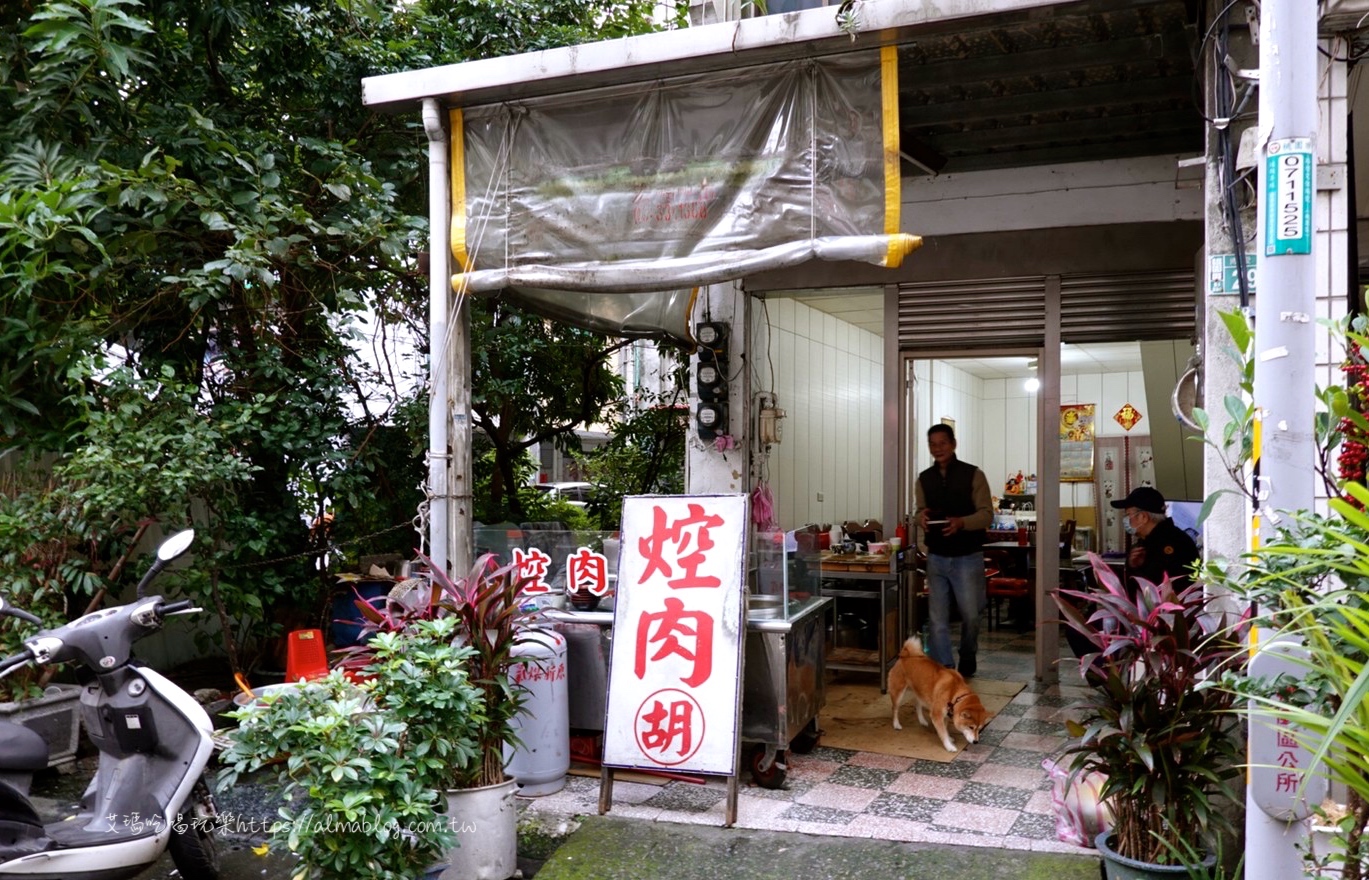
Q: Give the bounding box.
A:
[1122,516,1137,536]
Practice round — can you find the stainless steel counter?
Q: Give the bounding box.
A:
[540,596,830,746]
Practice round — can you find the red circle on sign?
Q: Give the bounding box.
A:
[634,688,705,766]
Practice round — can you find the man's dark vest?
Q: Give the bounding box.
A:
[919,458,985,557]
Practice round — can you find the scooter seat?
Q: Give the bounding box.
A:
[0,818,51,855]
[0,722,48,772]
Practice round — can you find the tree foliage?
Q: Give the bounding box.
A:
[0,0,669,671]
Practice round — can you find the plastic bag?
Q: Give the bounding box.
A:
[1042,757,1113,847]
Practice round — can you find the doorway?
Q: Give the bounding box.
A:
[900,339,1197,681]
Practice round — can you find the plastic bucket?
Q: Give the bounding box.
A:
[329,581,390,648]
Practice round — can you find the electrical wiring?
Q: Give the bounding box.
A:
[1213,5,1252,308]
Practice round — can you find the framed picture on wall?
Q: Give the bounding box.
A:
[1060,404,1096,481]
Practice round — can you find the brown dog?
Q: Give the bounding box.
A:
[888,637,989,752]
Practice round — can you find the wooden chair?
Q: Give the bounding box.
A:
[984,548,1030,631]
[1059,519,1078,558]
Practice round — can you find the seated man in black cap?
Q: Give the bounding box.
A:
[1066,486,1203,681]
[1110,486,1200,590]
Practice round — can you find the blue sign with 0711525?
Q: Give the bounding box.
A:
[1265,138,1313,256]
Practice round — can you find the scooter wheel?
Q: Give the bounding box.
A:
[170,778,222,879]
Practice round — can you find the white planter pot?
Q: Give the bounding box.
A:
[0,683,83,768]
[441,779,518,880]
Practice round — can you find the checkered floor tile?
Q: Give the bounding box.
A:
[517,627,1095,854]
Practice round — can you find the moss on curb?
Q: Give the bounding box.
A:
[531,815,1101,880]
[516,811,582,862]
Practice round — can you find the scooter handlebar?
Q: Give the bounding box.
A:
[0,605,43,627]
[154,600,195,618]
[0,647,36,678]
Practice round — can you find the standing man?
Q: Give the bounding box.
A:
[1109,486,1199,590]
[915,424,993,678]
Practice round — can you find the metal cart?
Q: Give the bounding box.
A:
[738,594,830,788]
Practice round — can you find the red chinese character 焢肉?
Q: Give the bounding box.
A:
[637,503,725,589]
[639,697,696,758]
[634,597,713,687]
[566,548,609,596]
[512,547,552,594]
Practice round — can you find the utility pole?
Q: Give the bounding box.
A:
[1246,1,1320,876]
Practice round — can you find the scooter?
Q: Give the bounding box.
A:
[0,529,220,879]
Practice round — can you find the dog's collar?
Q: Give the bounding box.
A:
[946,692,973,714]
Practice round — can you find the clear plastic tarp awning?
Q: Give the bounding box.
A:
[450,47,919,344]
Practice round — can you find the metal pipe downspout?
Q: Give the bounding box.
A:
[423,98,452,574]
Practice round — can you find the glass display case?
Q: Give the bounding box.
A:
[749,530,823,621]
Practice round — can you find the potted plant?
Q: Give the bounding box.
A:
[217,618,485,880]
[338,552,536,880]
[1054,555,1248,876]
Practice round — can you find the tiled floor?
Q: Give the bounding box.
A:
[518,625,1096,856]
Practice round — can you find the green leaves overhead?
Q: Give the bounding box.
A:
[1,0,666,668]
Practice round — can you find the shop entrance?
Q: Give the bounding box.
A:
[899,332,1200,681]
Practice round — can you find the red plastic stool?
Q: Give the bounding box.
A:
[285,629,329,682]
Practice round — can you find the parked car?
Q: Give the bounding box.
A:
[532,481,594,508]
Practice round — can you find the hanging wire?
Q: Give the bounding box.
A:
[1210,5,1252,308]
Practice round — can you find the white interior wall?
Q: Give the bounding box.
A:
[909,359,985,482]
[1056,371,1147,509]
[910,361,1147,512]
[752,296,1156,531]
[752,297,883,531]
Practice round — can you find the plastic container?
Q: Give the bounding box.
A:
[504,628,569,796]
[330,581,390,648]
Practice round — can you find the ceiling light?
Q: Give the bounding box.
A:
[1024,376,1041,393]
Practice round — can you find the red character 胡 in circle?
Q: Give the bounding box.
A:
[634,689,705,766]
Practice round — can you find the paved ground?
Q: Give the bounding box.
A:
[518,625,1100,859]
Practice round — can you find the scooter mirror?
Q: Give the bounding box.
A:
[157,529,196,562]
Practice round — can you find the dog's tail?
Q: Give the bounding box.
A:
[899,637,926,659]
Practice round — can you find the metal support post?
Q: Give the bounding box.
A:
[422,99,452,574]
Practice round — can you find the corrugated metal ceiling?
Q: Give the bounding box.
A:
[894,0,1203,174]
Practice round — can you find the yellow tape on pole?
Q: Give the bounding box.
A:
[880,45,902,267]
[449,107,469,272]
[1251,411,1262,552]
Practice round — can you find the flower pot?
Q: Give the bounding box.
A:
[1095,832,1216,880]
[568,588,600,611]
[441,779,518,880]
[0,683,82,768]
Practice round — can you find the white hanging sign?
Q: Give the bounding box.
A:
[602,494,747,775]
